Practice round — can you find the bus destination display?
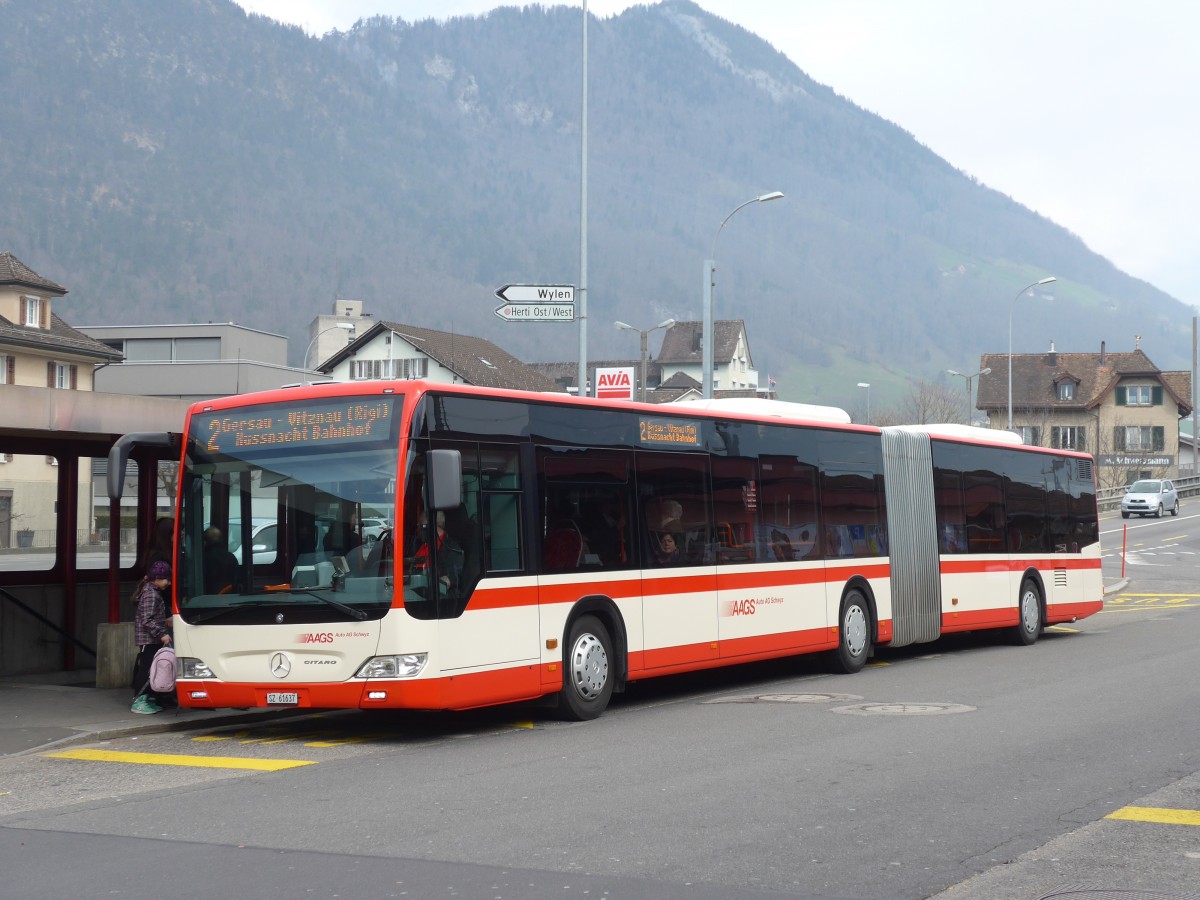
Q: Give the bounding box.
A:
[198,398,395,454]
[639,417,701,449]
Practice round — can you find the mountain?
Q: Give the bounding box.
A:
[0,0,1192,406]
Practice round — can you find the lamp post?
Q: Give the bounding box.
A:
[946,367,991,425]
[857,382,871,424]
[615,318,675,402]
[1008,276,1057,430]
[703,191,784,398]
[304,322,355,384]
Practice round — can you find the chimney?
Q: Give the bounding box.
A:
[1135,334,1141,350]
[1046,339,1056,367]
[1100,340,1106,365]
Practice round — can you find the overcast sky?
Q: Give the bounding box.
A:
[236,0,1200,309]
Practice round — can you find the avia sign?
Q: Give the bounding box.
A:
[595,366,636,401]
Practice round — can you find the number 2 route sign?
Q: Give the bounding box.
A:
[494,284,576,322]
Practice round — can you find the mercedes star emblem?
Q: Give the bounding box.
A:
[270,652,292,678]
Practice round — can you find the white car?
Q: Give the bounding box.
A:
[228,520,278,564]
[359,517,391,543]
[1120,479,1179,519]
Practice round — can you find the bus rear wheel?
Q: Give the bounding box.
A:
[1013,579,1042,646]
[831,589,872,674]
[559,614,614,721]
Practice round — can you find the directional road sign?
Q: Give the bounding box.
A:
[494,303,576,322]
[495,284,576,304]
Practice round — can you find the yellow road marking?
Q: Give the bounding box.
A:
[1047,625,1079,633]
[1118,593,1200,597]
[44,748,314,771]
[1106,806,1200,826]
[1102,604,1200,613]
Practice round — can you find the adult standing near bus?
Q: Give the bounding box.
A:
[130,560,173,715]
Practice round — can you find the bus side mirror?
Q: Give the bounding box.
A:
[427,448,462,511]
[106,432,175,500]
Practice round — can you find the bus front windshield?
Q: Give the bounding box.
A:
[177,395,403,625]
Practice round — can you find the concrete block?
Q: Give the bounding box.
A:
[96,622,136,689]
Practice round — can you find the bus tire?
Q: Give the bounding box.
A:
[831,589,872,674]
[1013,578,1042,646]
[559,614,614,721]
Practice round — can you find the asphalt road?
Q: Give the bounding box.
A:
[2,512,1198,900]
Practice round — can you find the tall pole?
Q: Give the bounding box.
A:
[948,367,990,426]
[1007,276,1056,431]
[639,330,649,403]
[702,191,784,399]
[576,0,589,397]
[857,382,870,424]
[1193,315,1198,474]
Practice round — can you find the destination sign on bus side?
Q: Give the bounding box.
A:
[198,398,394,454]
[638,417,701,449]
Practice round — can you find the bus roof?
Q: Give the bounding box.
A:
[885,423,1024,445]
[668,397,852,424]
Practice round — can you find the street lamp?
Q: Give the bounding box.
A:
[615,318,675,402]
[946,367,991,425]
[304,322,355,384]
[857,382,871,424]
[1007,276,1056,430]
[702,191,784,398]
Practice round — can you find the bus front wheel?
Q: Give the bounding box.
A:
[1013,579,1043,646]
[559,614,614,720]
[831,589,872,674]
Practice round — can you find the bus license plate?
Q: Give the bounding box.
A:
[266,692,299,705]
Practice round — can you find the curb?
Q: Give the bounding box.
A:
[1103,578,1129,596]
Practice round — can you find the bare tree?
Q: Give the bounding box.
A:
[900,380,966,425]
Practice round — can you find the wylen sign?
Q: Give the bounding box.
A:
[494,284,576,322]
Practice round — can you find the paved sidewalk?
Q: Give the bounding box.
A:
[0,670,296,757]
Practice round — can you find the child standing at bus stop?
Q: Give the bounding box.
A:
[130,560,173,715]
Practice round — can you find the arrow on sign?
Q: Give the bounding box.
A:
[494,284,576,304]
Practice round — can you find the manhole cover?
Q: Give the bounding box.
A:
[830,701,975,716]
[705,692,863,705]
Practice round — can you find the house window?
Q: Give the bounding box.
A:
[22,295,43,328]
[1121,385,1159,406]
[1057,382,1075,401]
[1016,426,1040,445]
[47,362,76,390]
[1051,426,1086,451]
[1114,426,1165,452]
[0,354,9,384]
[351,358,428,380]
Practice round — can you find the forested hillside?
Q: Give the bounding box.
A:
[0,0,1190,404]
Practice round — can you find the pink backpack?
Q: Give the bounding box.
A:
[149,645,177,692]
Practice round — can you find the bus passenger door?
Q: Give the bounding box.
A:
[637,453,718,669]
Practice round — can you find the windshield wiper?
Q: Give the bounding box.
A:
[189,598,279,625]
[289,588,369,621]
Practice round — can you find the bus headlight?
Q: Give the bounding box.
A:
[179,657,214,679]
[356,654,428,679]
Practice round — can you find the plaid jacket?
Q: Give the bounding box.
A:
[133,579,169,645]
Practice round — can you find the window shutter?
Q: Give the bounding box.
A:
[41,302,50,329]
[19,296,26,325]
[69,365,78,389]
[1115,387,1126,406]
[1153,426,1165,451]
[46,361,55,387]
[1113,427,1125,450]
[1152,385,1163,406]
[4,356,12,384]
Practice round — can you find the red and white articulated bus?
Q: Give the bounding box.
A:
[108,381,1103,720]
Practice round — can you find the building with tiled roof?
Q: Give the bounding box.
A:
[976,339,1193,486]
[0,252,122,385]
[320,320,565,393]
[0,252,125,550]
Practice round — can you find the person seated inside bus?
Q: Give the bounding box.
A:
[411,510,463,593]
[323,512,362,556]
[652,530,682,566]
[202,526,242,594]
